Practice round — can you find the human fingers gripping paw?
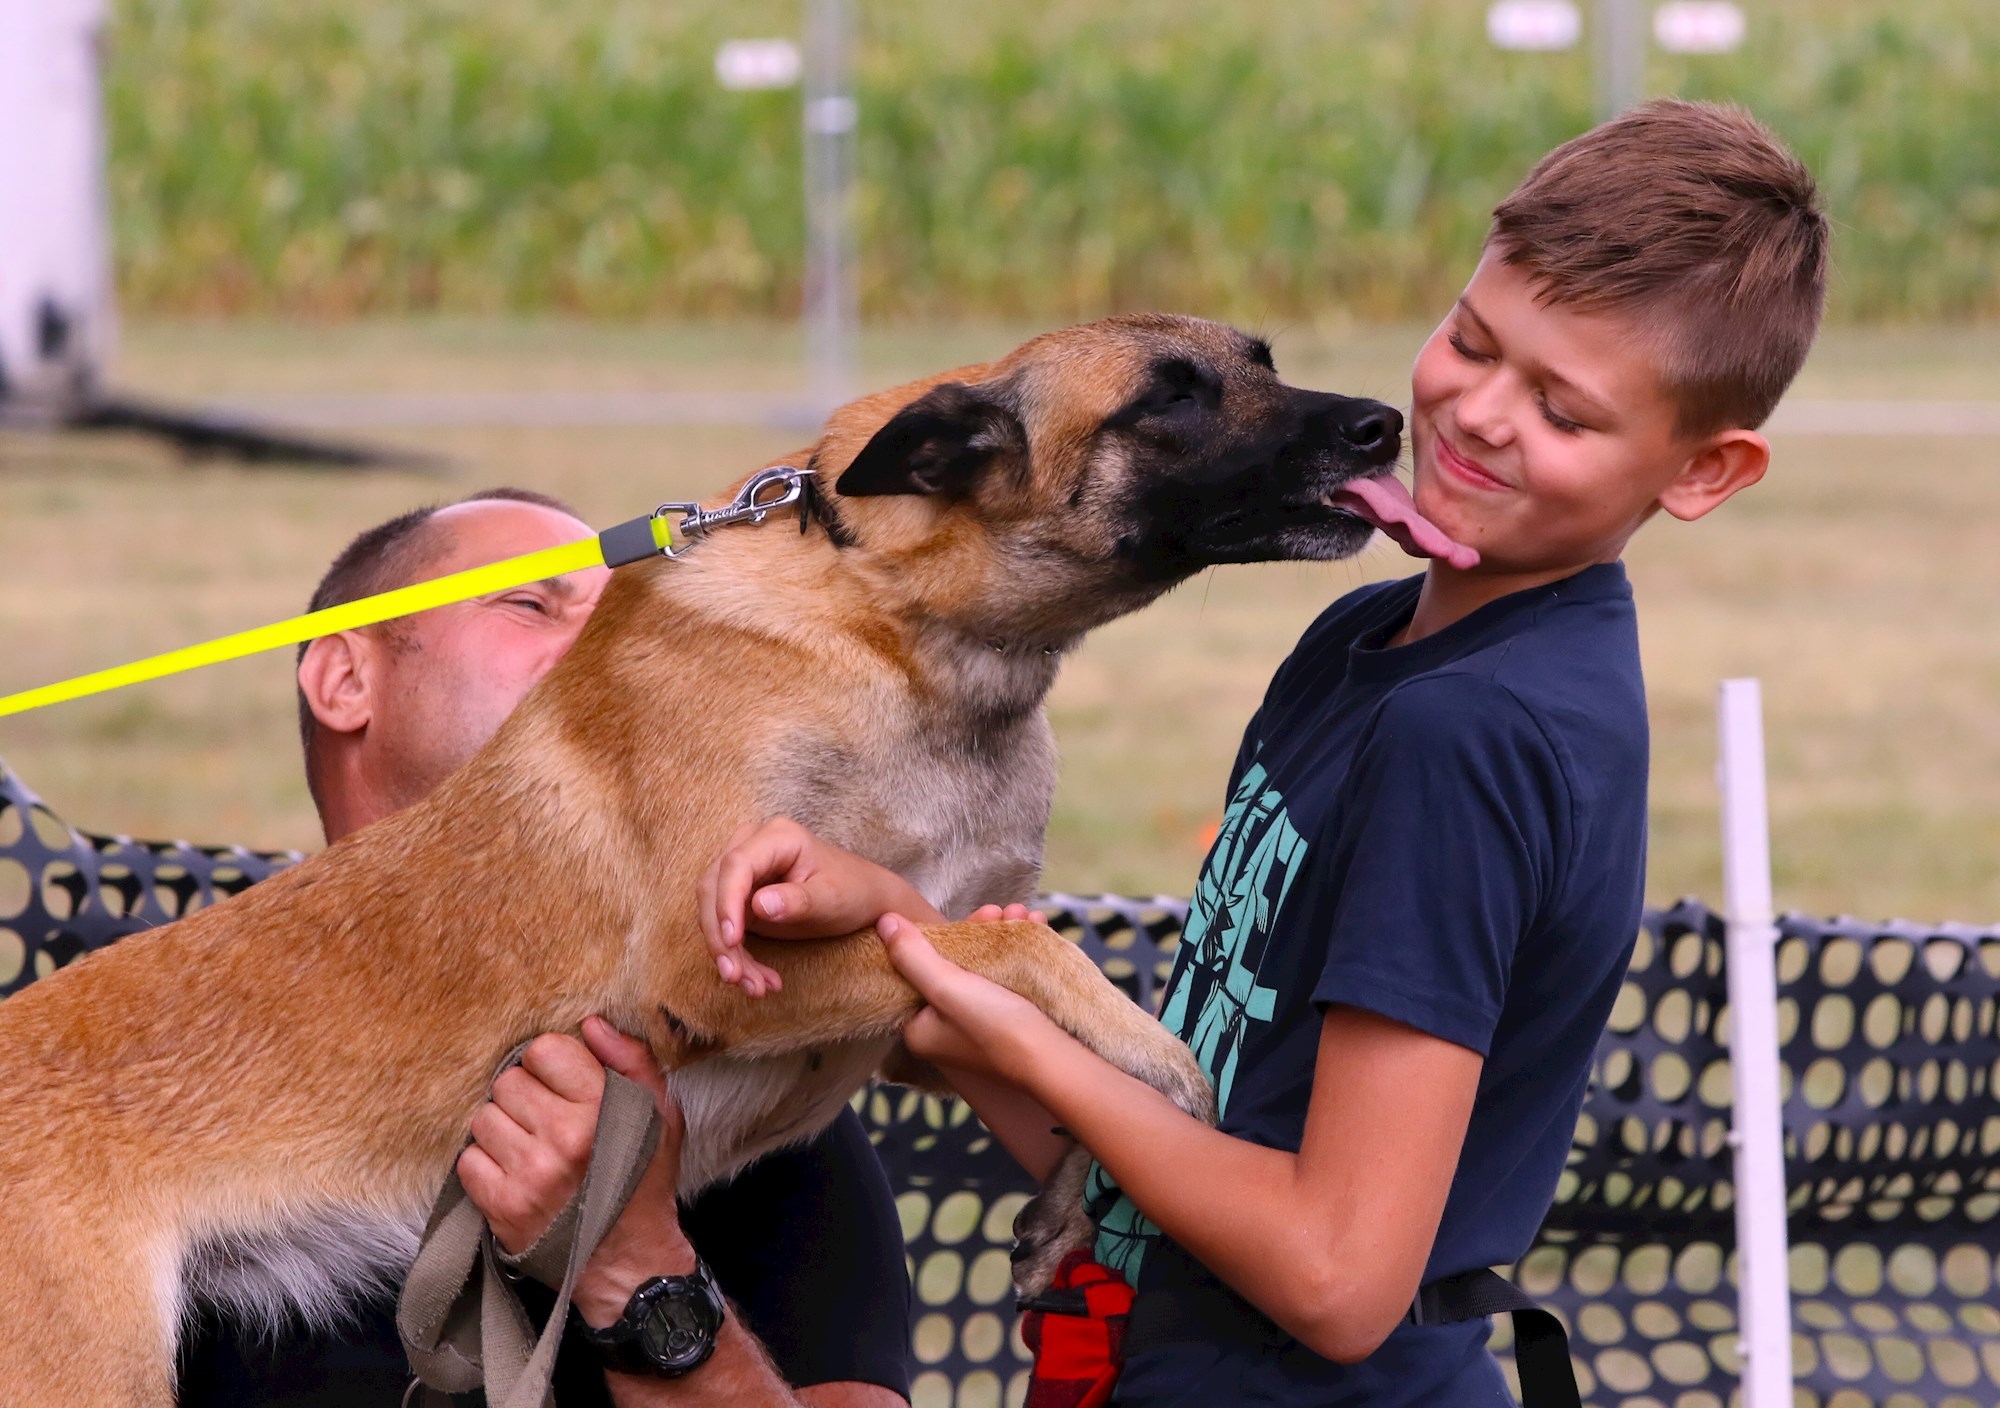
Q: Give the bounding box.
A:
[900,1004,992,1075]
[968,902,1049,925]
[879,915,1018,1009]
[709,820,814,980]
[697,823,760,967]
[881,915,1048,1073]
[748,880,815,929]
[706,819,792,958]
[875,913,956,996]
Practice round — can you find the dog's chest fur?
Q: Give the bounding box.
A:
[765,645,1062,918]
[663,654,1062,1193]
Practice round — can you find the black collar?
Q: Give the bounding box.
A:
[799,460,858,548]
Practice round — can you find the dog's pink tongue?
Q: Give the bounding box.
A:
[1332,474,1480,569]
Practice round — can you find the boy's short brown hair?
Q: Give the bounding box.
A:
[1489,98,1827,437]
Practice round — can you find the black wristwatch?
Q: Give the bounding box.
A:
[569,1257,726,1378]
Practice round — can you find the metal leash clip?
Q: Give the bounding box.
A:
[652,466,814,559]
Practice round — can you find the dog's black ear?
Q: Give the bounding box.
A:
[838,382,1025,499]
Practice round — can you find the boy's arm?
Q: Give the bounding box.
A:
[877,916,1481,1363]
[925,1059,1072,1182]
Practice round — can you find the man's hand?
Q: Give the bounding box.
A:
[698,818,945,998]
[457,1017,696,1325]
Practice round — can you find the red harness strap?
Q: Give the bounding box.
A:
[1020,1252,1136,1408]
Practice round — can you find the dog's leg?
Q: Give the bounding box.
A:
[0,1224,177,1408]
[683,920,1212,1293]
[699,920,1210,1124]
[1010,1142,1099,1297]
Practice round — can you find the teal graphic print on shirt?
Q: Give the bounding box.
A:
[1085,760,1307,1281]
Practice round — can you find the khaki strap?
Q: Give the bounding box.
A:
[397,1062,662,1408]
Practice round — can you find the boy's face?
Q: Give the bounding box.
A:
[1409,251,1758,576]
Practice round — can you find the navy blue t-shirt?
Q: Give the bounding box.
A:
[1089,563,1647,1407]
[177,1108,912,1405]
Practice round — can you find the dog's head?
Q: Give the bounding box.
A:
[804,314,1424,639]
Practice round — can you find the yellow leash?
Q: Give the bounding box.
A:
[0,467,810,721]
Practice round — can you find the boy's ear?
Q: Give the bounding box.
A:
[838,381,1026,499]
[297,632,377,737]
[1657,429,1770,523]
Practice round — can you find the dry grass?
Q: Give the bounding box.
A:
[2,319,1997,924]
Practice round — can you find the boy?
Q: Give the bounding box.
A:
[717,98,1828,1402]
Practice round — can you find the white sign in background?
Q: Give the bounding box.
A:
[1653,2,1747,54]
[1487,2,1745,56]
[1487,0,1583,52]
[714,39,803,92]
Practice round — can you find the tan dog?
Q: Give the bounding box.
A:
[0,314,1414,1405]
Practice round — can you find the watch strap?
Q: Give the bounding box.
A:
[570,1256,726,1378]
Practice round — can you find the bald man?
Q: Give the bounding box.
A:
[176,489,911,1407]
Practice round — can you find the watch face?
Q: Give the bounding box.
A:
[639,1288,719,1368]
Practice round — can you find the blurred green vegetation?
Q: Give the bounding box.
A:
[107,0,2000,322]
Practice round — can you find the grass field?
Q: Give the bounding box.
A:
[3,320,1998,925]
[108,0,2000,322]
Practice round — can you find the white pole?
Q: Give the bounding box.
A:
[1716,678,1796,1407]
[0,0,115,421]
[802,0,857,417]
[1595,0,1645,117]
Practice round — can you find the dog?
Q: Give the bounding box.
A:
[0,313,1414,1405]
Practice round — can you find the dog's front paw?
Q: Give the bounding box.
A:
[1131,1024,1217,1128]
[1011,1143,1096,1299]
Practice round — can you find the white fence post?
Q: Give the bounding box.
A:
[0,0,116,421]
[1595,0,1646,116]
[1716,678,1796,1406]
[802,0,857,416]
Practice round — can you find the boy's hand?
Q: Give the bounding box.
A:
[876,911,1061,1083]
[699,817,940,996]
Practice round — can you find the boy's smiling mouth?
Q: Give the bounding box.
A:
[1434,432,1511,493]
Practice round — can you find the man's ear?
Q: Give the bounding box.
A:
[1657,429,1769,523]
[837,381,1026,499]
[297,632,376,737]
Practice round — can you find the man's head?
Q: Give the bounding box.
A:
[296,488,611,843]
[1408,99,1828,574]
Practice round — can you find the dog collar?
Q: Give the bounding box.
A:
[0,466,814,719]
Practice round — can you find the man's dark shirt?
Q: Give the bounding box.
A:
[178,1109,912,1404]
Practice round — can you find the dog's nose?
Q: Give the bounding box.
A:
[1340,404,1403,454]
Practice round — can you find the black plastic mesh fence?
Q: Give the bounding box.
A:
[0,764,294,996]
[4,759,1998,1407]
